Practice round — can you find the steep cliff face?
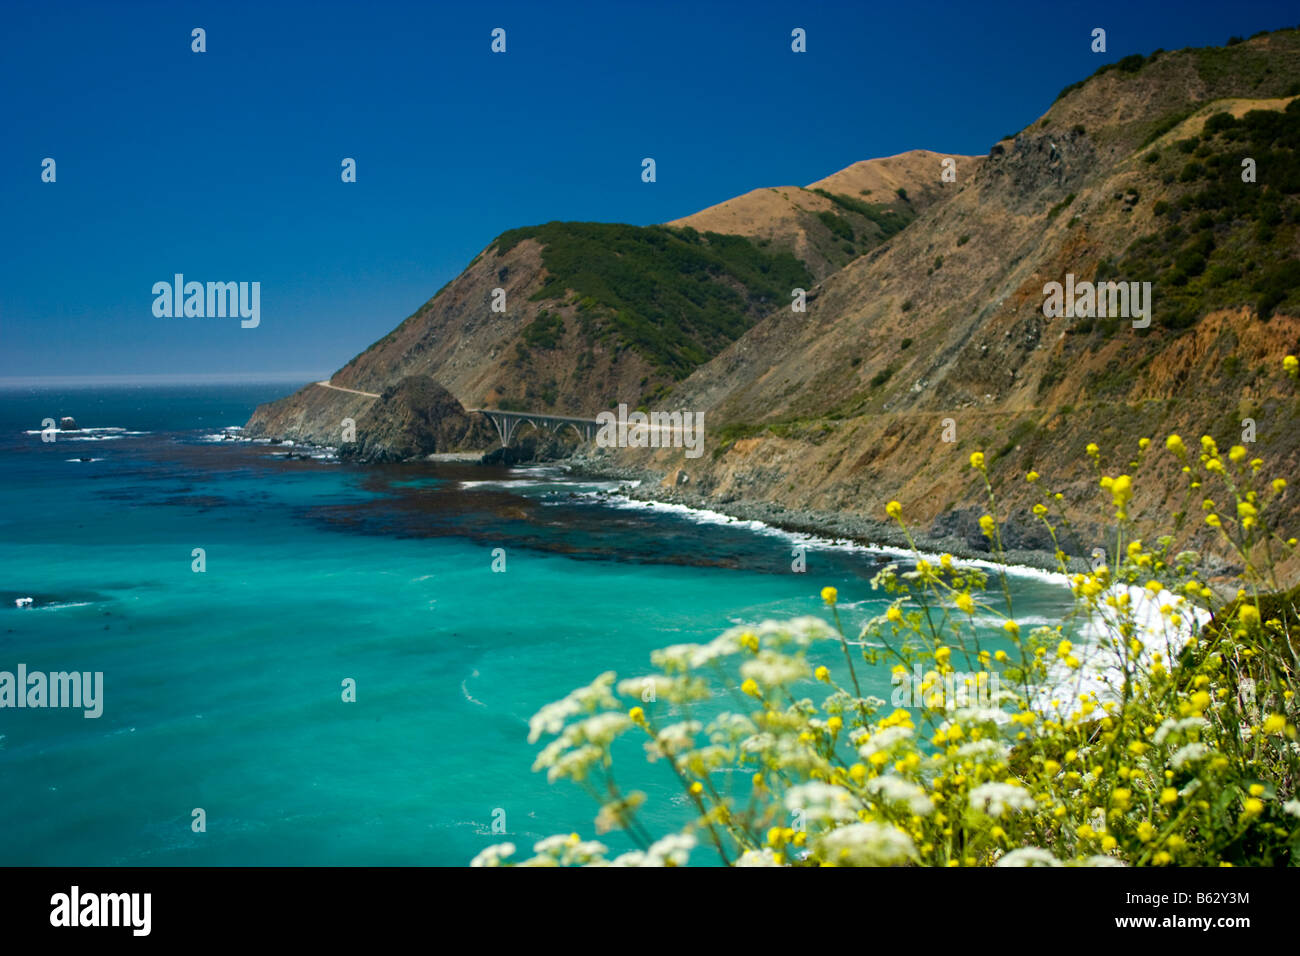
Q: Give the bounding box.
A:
[592,31,1300,572]
[246,219,821,447]
[248,29,1300,571]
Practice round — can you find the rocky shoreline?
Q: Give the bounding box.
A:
[561,454,1244,596]
[562,454,1095,576]
[236,431,1241,592]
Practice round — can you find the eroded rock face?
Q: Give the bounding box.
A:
[59,417,79,431]
[342,376,497,462]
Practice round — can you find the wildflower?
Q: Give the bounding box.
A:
[1002,620,1019,638]
[866,775,934,815]
[1242,798,1264,818]
[741,678,761,698]
[969,782,1036,817]
[628,706,646,725]
[1262,714,1286,734]
[1166,434,1186,457]
[995,847,1061,867]
[1160,787,1178,805]
[969,452,985,471]
[1285,354,1299,378]
[814,665,831,683]
[886,606,903,624]
[979,514,996,538]
[817,822,916,866]
[886,500,902,520]
[1086,443,1099,458]
[821,586,837,606]
[1136,821,1156,842]
[1110,474,1133,514]
[734,848,782,867]
[955,593,975,615]
[1026,470,1040,483]
[470,843,517,867]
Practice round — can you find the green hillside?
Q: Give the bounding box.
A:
[493,222,811,379]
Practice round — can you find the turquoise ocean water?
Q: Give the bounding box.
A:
[0,384,1072,865]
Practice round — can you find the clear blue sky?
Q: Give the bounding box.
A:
[2,0,1296,382]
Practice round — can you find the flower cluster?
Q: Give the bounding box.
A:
[475,371,1300,866]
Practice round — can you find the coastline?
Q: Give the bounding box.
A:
[562,454,1095,577]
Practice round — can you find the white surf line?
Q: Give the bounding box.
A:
[619,489,1218,711]
[314,381,380,398]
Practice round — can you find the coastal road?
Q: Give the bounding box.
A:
[314,381,380,398]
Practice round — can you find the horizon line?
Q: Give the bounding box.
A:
[0,371,330,388]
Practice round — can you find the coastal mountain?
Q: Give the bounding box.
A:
[247,28,1300,573]
[244,151,974,452]
[666,150,981,279]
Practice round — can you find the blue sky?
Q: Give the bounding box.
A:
[2,0,1296,383]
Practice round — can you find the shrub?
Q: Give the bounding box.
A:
[476,420,1300,867]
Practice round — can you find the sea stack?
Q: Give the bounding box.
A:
[59,416,79,431]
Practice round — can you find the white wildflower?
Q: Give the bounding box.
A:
[857,725,913,758]
[785,781,861,824]
[527,671,618,743]
[735,848,784,867]
[995,847,1062,867]
[469,843,516,867]
[969,781,1037,817]
[817,822,915,866]
[866,774,934,815]
[741,650,810,687]
[1169,743,1211,769]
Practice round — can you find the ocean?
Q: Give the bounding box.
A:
[0,384,1073,865]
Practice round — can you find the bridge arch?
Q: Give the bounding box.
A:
[475,409,598,448]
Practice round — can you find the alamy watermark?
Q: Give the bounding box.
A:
[152,274,260,328]
[50,886,150,936]
[595,403,704,458]
[0,664,103,717]
[1043,274,1151,328]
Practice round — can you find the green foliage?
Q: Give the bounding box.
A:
[1140,110,1194,148]
[810,189,915,240]
[816,210,855,241]
[869,365,896,388]
[1047,194,1077,220]
[522,310,565,350]
[493,222,810,379]
[476,437,1300,867]
[1119,101,1300,328]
